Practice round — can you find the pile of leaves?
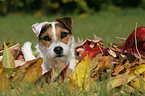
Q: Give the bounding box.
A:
[1,26,145,95]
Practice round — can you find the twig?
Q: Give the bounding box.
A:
[134,22,141,59]
[115,37,126,40]
[97,43,104,55]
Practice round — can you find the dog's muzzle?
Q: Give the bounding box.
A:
[54,46,63,57]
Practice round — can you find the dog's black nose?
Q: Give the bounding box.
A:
[54,46,63,55]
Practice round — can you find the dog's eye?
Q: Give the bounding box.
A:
[43,36,51,41]
[61,32,69,39]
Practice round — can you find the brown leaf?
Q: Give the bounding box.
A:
[130,78,145,91]
[75,35,103,48]
[0,68,11,93]
[14,58,42,83]
[51,60,69,83]
[112,63,124,76]
[0,62,3,68]
[37,61,72,84]
[9,43,21,59]
[90,54,102,76]
[90,54,112,78]
[21,58,42,83]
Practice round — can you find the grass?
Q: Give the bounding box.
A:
[1,8,145,46]
[1,8,145,95]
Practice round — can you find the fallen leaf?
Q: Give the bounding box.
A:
[112,63,124,75]
[122,26,145,58]
[0,43,21,59]
[8,43,21,59]
[130,64,145,75]
[2,42,15,68]
[90,54,112,78]
[0,68,11,93]
[130,78,145,91]
[107,74,131,91]
[15,59,25,67]
[8,39,16,47]
[21,58,42,83]
[90,54,103,78]
[75,35,106,60]
[78,40,109,60]
[108,49,117,58]
[75,35,103,48]
[51,61,70,83]
[72,55,90,87]
[14,58,42,83]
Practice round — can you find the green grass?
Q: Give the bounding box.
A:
[1,8,145,46]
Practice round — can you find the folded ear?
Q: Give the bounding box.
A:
[32,22,48,37]
[56,17,73,31]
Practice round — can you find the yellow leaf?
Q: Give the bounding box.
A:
[133,64,145,74]
[130,78,145,91]
[8,39,16,47]
[107,74,131,91]
[68,79,76,89]
[0,68,11,93]
[129,64,145,80]
[108,64,145,91]
[73,55,90,87]
[21,58,42,83]
[2,42,15,68]
[14,59,37,82]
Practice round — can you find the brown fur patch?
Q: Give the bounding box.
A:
[39,23,72,47]
[55,25,72,45]
[39,24,54,48]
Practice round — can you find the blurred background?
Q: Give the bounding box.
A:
[0,0,145,46]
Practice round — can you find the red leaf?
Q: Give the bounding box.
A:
[83,41,108,59]
[122,26,145,57]
[80,51,88,61]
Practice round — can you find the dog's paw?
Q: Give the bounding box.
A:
[22,42,36,61]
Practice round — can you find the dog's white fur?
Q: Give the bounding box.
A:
[22,21,75,74]
[21,42,36,61]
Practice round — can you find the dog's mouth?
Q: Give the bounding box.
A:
[56,54,64,58]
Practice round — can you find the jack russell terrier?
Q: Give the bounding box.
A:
[22,17,76,74]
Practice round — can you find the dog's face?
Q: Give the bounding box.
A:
[32,17,74,61]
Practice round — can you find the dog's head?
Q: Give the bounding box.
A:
[32,17,74,60]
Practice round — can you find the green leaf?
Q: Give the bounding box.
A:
[2,42,15,68]
[8,39,16,47]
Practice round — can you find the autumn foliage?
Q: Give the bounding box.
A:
[1,26,145,95]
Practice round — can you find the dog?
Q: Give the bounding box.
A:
[22,17,76,74]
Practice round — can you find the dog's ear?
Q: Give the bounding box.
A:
[56,17,73,31]
[32,22,48,37]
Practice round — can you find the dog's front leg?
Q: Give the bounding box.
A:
[22,42,36,61]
